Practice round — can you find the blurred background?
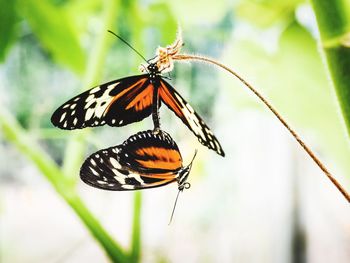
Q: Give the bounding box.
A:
[1,0,350,262]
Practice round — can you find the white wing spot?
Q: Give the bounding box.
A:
[110,157,121,169]
[132,174,145,185]
[122,185,135,190]
[210,141,215,149]
[60,112,67,123]
[186,103,194,113]
[112,169,126,184]
[85,108,94,121]
[89,167,99,176]
[214,140,221,151]
[90,86,101,94]
[85,94,94,102]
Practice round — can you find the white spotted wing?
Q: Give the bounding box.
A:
[80,130,186,191]
[159,80,225,156]
[51,75,155,129]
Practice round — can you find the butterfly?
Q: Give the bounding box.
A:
[80,130,195,191]
[51,34,224,156]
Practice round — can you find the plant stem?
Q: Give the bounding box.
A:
[129,191,142,262]
[66,195,127,263]
[0,107,128,262]
[310,0,350,134]
[173,53,350,203]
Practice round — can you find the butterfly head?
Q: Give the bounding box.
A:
[147,63,160,73]
[144,63,160,84]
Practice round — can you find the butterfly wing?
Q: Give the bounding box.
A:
[119,130,183,174]
[51,74,155,129]
[80,130,182,191]
[159,79,225,156]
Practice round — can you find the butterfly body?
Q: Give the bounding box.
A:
[51,62,225,156]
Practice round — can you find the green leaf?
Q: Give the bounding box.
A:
[18,0,86,74]
[310,0,350,137]
[0,0,17,62]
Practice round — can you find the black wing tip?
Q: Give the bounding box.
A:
[50,111,61,127]
[50,110,74,130]
[216,148,225,157]
[199,139,225,157]
[79,163,116,191]
[210,145,225,157]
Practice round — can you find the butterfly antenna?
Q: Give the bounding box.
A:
[190,149,198,165]
[168,189,182,225]
[107,30,148,63]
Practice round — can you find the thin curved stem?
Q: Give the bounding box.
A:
[173,53,350,203]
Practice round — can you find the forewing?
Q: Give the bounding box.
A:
[51,74,154,129]
[159,80,225,156]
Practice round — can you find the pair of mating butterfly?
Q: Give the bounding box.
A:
[51,32,224,194]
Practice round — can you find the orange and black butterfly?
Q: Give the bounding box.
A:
[51,33,224,156]
[80,130,195,191]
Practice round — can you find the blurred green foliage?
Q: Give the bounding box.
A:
[236,0,303,27]
[0,0,17,61]
[1,0,350,262]
[19,0,86,73]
